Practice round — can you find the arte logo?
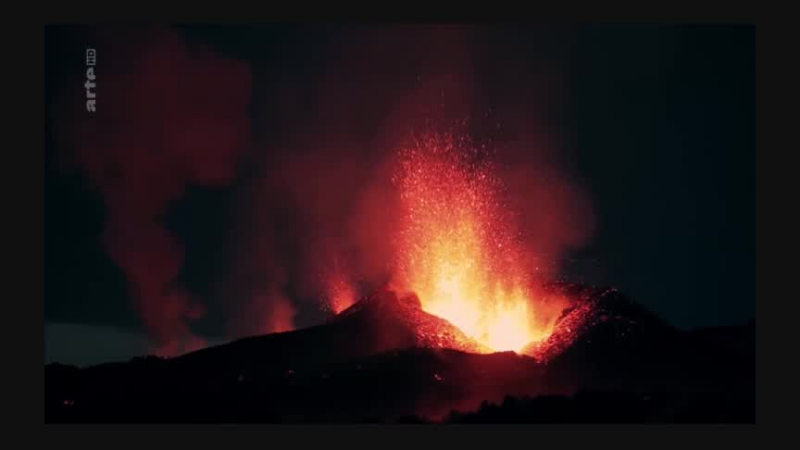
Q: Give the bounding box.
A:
[85,48,96,113]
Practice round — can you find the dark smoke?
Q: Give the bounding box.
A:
[53,26,594,348]
[53,28,252,355]
[222,26,594,334]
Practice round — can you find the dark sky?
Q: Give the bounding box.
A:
[45,25,754,366]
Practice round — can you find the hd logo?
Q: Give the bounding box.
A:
[85,48,96,113]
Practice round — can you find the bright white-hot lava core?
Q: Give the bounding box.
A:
[390,134,558,352]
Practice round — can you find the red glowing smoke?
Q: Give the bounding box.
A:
[230,26,593,331]
[53,28,252,355]
[53,26,594,348]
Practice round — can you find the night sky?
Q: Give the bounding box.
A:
[45,25,754,366]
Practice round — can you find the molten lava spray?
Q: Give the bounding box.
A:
[392,133,556,352]
[322,258,357,315]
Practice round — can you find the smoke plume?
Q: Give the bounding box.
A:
[53,28,252,355]
[54,26,594,346]
[224,26,594,333]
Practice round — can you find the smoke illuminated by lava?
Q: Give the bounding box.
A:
[323,263,357,315]
[391,133,560,352]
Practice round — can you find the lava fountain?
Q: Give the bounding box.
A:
[390,133,558,353]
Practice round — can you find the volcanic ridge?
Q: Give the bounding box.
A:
[45,283,754,423]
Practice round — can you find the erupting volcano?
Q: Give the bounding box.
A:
[45,25,755,424]
[44,131,754,423]
[387,133,562,353]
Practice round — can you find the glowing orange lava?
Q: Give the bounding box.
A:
[392,134,556,353]
[324,268,356,314]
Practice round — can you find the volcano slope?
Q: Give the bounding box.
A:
[44,284,754,423]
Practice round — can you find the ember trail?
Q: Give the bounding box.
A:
[388,134,558,352]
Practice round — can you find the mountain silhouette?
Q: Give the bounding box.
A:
[45,283,754,423]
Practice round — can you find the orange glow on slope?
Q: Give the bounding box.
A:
[391,134,557,352]
[324,268,356,314]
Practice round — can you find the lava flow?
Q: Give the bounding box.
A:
[390,134,559,353]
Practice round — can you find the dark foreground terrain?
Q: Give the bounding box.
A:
[45,284,754,423]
